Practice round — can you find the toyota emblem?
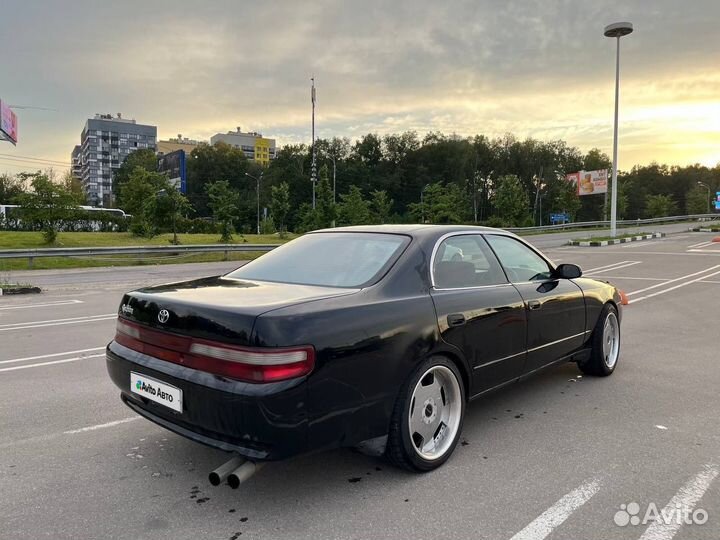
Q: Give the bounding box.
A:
[157,309,170,324]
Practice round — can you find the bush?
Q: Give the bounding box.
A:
[175,217,219,234]
[0,209,130,233]
[260,216,276,235]
[485,216,508,228]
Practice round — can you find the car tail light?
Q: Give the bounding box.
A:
[188,341,315,383]
[114,318,315,383]
[117,319,140,339]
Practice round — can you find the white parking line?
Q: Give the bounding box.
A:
[638,464,719,540]
[627,265,720,296]
[0,313,116,332]
[630,269,720,303]
[63,416,139,434]
[509,478,601,540]
[0,353,106,372]
[588,276,668,281]
[687,240,713,249]
[587,261,642,275]
[621,241,663,248]
[0,299,84,311]
[584,261,637,273]
[0,347,105,365]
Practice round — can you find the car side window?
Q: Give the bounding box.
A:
[485,235,553,283]
[433,235,507,288]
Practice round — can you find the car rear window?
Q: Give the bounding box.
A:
[225,232,410,288]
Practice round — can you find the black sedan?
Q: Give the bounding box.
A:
[106,225,622,475]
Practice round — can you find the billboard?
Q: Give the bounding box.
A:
[715,192,720,212]
[0,100,18,145]
[566,169,608,196]
[157,150,187,193]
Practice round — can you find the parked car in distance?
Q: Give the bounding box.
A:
[106,225,622,473]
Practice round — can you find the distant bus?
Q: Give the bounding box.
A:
[0,204,128,231]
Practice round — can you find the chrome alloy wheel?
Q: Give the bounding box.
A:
[603,312,620,369]
[407,365,462,460]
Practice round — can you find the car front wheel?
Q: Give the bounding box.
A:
[386,357,465,472]
[579,303,621,376]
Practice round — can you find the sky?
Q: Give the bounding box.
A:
[0,0,718,177]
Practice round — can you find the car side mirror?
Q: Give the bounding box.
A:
[554,263,582,279]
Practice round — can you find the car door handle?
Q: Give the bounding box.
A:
[447,313,466,327]
[527,300,542,310]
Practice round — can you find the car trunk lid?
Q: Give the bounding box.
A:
[119,275,359,345]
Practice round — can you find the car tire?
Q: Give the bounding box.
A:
[578,303,620,377]
[386,356,465,472]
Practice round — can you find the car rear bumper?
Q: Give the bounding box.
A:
[106,341,309,461]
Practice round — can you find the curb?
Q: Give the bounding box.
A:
[0,286,42,296]
[690,228,720,233]
[568,232,665,247]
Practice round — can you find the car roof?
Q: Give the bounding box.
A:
[312,224,505,239]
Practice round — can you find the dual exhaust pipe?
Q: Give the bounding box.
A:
[209,456,263,489]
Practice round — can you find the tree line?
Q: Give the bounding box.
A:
[1,131,718,243]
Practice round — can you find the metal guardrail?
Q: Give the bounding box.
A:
[0,244,280,269]
[1,213,718,268]
[506,214,719,233]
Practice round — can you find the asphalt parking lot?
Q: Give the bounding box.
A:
[1,231,720,540]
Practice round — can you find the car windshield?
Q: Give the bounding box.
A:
[225,232,410,288]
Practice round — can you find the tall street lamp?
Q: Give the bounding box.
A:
[604,21,633,238]
[245,172,263,235]
[310,77,317,209]
[698,181,711,213]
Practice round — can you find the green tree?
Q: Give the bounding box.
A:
[407,182,469,224]
[186,142,254,220]
[601,180,630,221]
[157,184,192,244]
[270,181,290,237]
[645,194,677,218]
[119,167,179,237]
[0,173,25,203]
[113,149,158,207]
[686,185,711,214]
[315,165,336,228]
[63,170,86,204]
[492,175,530,226]
[296,202,320,233]
[13,173,81,243]
[338,185,371,225]
[370,189,393,224]
[206,180,241,242]
[545,176,581,223]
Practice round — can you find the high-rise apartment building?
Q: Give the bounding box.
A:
[73,113,157,206]
[70,145,82,179]
[210,127,276,166]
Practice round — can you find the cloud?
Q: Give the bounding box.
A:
[0,0,718,175]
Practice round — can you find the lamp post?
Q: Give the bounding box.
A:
[310,77,317,209]
[245,172,262,235]
[698,181,711,213]
[604,21,633,238]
